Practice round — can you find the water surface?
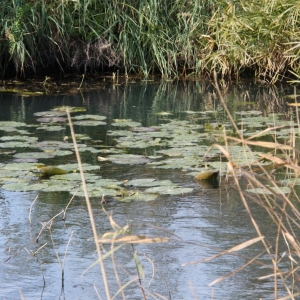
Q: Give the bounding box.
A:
[0,80,294,299]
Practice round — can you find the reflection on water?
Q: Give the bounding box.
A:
[0,80,294,299]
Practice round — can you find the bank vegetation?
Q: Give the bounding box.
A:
[1,0,300,83]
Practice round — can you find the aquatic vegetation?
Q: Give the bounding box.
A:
[2,0,300,82]
[2,81,300,300]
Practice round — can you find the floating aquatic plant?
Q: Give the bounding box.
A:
[107,154,152,165]
[72,114,106,121]
[53,106,86,113]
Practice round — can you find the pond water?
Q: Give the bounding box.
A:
[0,79,297,299]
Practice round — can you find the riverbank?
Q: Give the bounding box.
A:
[1,0,300,83]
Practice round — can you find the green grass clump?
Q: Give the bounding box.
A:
[1,0,300,82]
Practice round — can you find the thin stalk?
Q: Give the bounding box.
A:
[66,109,111,300]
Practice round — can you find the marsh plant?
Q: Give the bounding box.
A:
[1,0,300,81]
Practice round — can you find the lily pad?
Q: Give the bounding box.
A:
[37,141,85,151]
[116,191,159,202]
[51,173,101,182]
[57,163,100,173]
[21,183,49,191]
[36,117,67,123]
[112,119,142,127]
[1,162,38,171]
[0,121,27,128]
[125,178,174,187]
[33,111,67,117]
[131,127,160,132]
[13,152,54,159]
[156,112,173,116]
[74,186,119,197]
[0,136,38,142]
[52,106,86,113]
[72,120,106,126]
[43,183,78,192]
[246,186,291,195]
[36,125,65,131]
[108,154,152,165]
[0,168,31,178]
[0,141,37,148]
[2,182,30,191]
[144,185,193,195]
[73,114,106,121]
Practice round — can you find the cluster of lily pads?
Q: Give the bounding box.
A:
[0,106,297,200]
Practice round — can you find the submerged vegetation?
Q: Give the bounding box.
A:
[2,0,300,82]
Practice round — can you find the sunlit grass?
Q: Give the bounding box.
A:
[1,0,300,81]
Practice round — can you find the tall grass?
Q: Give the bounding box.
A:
[2,0,299,81]
[208,73,300,298]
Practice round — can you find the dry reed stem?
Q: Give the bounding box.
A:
[29,195,38,225]
[212,71,299,297]
[36,210,64,242]
[209,250,267,286]
[32,243,47,256]
[183,236,264,266]
[66,109,111,300]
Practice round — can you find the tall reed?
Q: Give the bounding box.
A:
[1,0,300,82]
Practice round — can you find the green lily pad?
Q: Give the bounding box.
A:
[0,121,27,128]
[112,119,142,127]
[36,117,67,123]
[144,186,193,195]
[33,111,67,117]
[97,178,123,186]
[131,127,160,132]
[13,152,54,159]
[107,130,135,137]
[156,111,173,116]
[108,154,152,165]
[116,191,159,202]
[2,182,30,191]
[21,183,49,191]
[246,186,291,195]
[37,140,82,151]
[281,178,300,186]
[74,186,119,197]
[0,136,38,142]
[43,183,78,192]
[52,106,86,113]
[72,120,106,126]
[235,111,262,116]
[57,163,100,173]
[98,148,126,154]
[78,146,102,153]
[125,178,174,187]
[0,141,37,148]
[36,125,65,131]
[0,169,31,178]
[51,173,101,182]
[1,162,38,171]
[184,110,199,114]
[73,114,106,121]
